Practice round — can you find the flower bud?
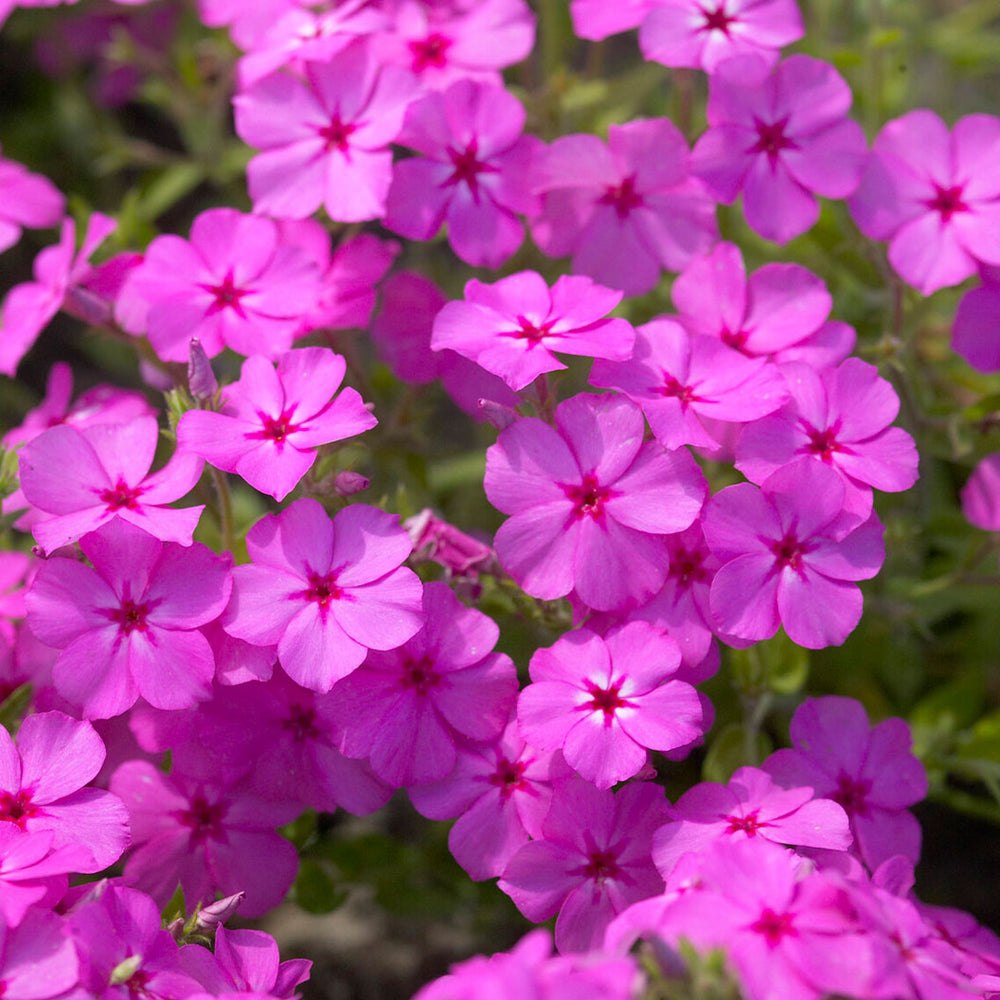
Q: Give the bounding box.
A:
[187,338,218,402]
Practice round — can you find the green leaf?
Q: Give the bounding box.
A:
[293,859,348,914]
[703,723,772,783]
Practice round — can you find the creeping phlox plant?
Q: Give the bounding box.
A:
[1,1,1000,999]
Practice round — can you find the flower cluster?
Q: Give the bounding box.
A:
[0,0,997,999]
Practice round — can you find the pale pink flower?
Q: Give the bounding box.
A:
[0,149,64,255]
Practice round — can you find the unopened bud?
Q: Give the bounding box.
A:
[478,398,518,431]
[166,917,185,941]
[63,285,113,327]
[187,339,218,402]
[194,891,245,931]
[333,471,369,497]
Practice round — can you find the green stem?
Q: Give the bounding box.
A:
[210,465,235,554]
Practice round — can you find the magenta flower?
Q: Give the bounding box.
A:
[518,622,703,789]
[0,909,79,1000]
[532,119,717,296]
[18,415,204,554]
[953,266,1000,373]
[590,317,789,451]
[671,241,853,366]
[432,272,634,391]
[661,839,877,1000]
[234,40,418,222]
[115,207,321,362]
[330,581,517,787]
[0,212,115,376]
[485,393,707,612]
[652,765,851,879]
[384,79,541,267]
[640,0,804,72]
[702,458,885,648]
[499,777,668,953]
[764,696,928,870]
[408,718,563,881]
[26,519,231,718]
[0,711,129,873]
[372,0,535,91]
[0,825,76,926]
[736,357,919,518]
[962,453,1000,532]
[691,55,867,243]
[850,111,1000,295]
[0,149,64,255]
[111,760,299,919]
[222,499,424,692]
[177,348,376,502]
[570,0,653,39]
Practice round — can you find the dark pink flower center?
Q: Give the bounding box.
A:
[657,373,702,409]
[0,787,40,829]
[725,808,768,836]
[669,545,711,588]
[720,326,750,352]
[802,420,847,463]
[410,32,452,72]
[750,907,796,946]
[254,408,302,444]
[583,680,634,722]
[99,479,144,511]
[284,703,321,742]
[926,183,969,222]
[108,599,152,636]
[319,115,356,152]
[600,175,643,220]
[769,531,809,571]
[832,772,871,816]
[564,473,615,521]
[487,757,528,799]
[124,969,152,998]
[445,142,496,197]
[177,794,226,846]
[203,272,249,317]
[303,571,343,611]
[582,848,622,883]
[751,117,798,166]
[402,654,440,696]
[700,4,735,32]
[507,314,554,343]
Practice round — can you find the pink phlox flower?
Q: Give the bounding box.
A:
[763,696,928,871]
[652,765,852,880]
[484,392,707,613]
[0,711,130,873]
[659,839,878,1000]
[736,358,919,519]
[197,0,297,50]
[0,825,80,925]
[532,119,718,296]
[236,0,387,88]
[0,907,79,1000]
[385,79,542,267]
[432,271,635,391]
[517,621,704,789]
[408,717,566,881]
[570,0,654,39]
[179,925,311,1000]
[639,0,805,73]
[702,458,885,649]
[110,760,300,919]
[176,347,376,502]
[672,242,854,367]
[115,207,322,362]
[590,316,789,451]
[2,361,154,450]
[204,620,276,687]
[234,40,419,222]
[625,522,720,674]
[372,0,535,90]
[18,414,204,554]
[278,224,400,334]
[691,54,867,244]
[405,508,497,580]
[330,580,518,787]
[962,453,1000,532]
[849,110,1000,295]
[0,149,64,255]
[498,776,668,953]
[222,498,424,692]
[0,211,115,376]
[26,519,232,718]
[66,883,207,999]
[952,265,1000,373]
[917,902,1000,980]
[0,624,56,715]
[371,270,520,417]
[0,554,30,627]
